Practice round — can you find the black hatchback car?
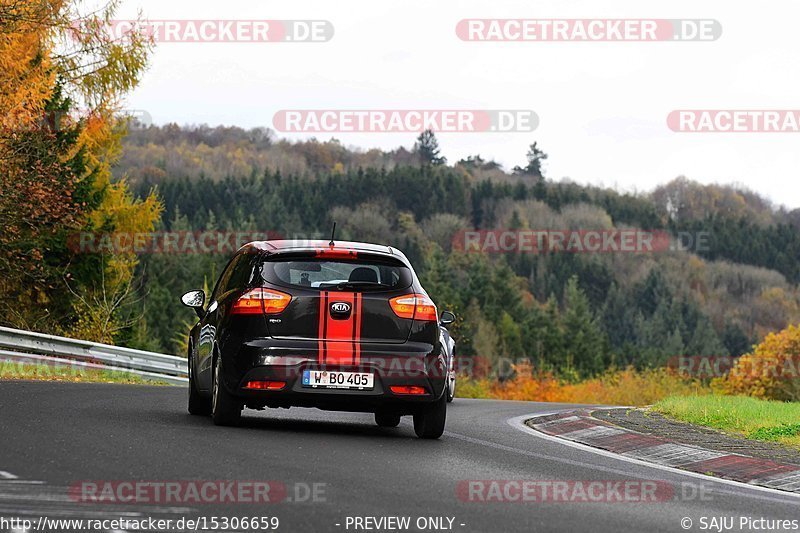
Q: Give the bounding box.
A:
[181,239,456,439]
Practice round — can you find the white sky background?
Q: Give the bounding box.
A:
[116,0,800,208]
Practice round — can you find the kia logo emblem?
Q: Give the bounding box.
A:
[330,302,351,315]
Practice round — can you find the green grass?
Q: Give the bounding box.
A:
[653,395,800,448]
[0,361,169,385]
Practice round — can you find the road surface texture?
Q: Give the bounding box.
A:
[0,381,797,532]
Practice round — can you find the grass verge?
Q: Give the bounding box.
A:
[0,361,169,385]
[653,395,800,448]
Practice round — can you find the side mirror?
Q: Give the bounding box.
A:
[181,290,206,319]
[440,310,456,326]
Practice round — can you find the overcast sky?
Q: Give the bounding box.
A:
[116,0,800,208]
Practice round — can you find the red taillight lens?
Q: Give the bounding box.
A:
[244,380,286,390]
[231,288,291,315]
[389,293,437,321]
[390,385,427,395]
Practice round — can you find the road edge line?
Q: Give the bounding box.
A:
[507,410,800,501]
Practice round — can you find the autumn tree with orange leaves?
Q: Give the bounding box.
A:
[0,0,161,341]
[715,324,800,401]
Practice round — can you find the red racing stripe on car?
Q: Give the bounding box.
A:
[352,293,362,365]
[318,291,329,363]
[324,292,356,365]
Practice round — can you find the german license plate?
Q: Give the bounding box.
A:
[302,370,374,390]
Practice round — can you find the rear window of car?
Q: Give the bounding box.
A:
[260,258,412,291]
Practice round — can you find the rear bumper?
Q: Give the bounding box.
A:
[221,338,447,413]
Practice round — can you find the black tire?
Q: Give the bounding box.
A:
[212,355,242,426]
[446,356,456,403]
[375,411,401,428]
[413,393,447,439]
[188,351,212,416]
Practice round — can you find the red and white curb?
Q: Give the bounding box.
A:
[527,410,800,494]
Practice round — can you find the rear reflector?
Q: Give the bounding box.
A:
[390,385,427,395]
[389,293,437,321]
[244,380,287,390]
[231,288,291,315]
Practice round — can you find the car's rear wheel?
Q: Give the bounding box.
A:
[375,410,401,428]
[212,355,242,426]
[188,351,211,416]
[446,355,456,403]
[413,393,447,439]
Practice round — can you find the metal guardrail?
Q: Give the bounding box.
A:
[0,326,188,386]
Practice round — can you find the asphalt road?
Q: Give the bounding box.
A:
[0,381,797,533]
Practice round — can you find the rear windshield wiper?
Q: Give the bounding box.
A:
[335,281,391,290]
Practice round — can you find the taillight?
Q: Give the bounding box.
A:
[231,288,291,315]
[244,380,286,390]
[390,385,427,395]
[389,293,437,321]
